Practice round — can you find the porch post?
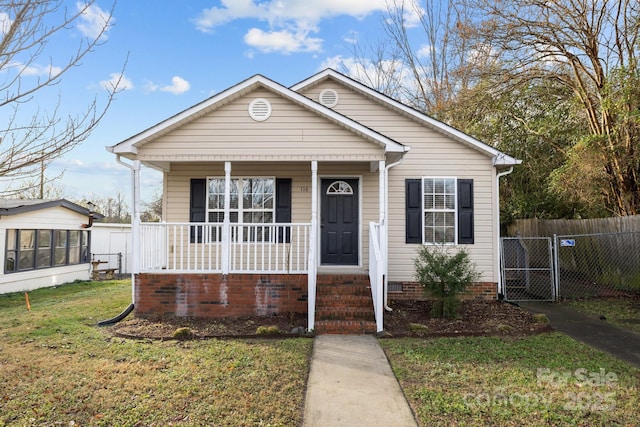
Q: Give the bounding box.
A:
[378,160,386,332]
[221,161,231,275]
[308,160,318,332]
[131,160,141,303]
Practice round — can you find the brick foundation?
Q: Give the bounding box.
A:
[135,273,308,319]
[388,281,497,301]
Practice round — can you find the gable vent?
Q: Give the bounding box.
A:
[248,98,272,121]
[319,89,339,108]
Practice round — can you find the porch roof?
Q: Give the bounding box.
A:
[107,72,408,164]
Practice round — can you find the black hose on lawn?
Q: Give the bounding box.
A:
[97,303,135,326]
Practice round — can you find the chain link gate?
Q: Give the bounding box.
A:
[500,236,555,301]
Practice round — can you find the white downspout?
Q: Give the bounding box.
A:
[383,156,405,311]
[116,155,141,304]
[495,166,514,297]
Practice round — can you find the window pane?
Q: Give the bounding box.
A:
[20,230,35,250]
[37,230,52,268]
[69,231,80,264]
[55,231,67,265]
[6,230,16,251]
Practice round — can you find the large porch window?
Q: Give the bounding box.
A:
[207,177,274,242]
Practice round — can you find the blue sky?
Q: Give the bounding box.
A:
[3,0,422,205]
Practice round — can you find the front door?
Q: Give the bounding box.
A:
[321,178,359,265]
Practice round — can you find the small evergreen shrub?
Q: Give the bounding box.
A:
[414,245,480,318]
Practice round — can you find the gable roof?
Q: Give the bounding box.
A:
[108,74,408,158]
[291,69,520,167]
[0,199,102,218]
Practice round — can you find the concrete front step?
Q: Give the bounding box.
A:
[314,320,377,334]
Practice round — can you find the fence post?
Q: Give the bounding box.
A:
[552,234,559,301]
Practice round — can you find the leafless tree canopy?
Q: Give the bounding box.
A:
[473,0,640,215]
[0,0,122,197]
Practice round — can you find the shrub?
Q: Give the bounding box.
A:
[414,245,480,318]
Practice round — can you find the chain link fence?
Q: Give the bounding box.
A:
[501,237,555,301]
[501,231,640,301]
[555,231,640,299]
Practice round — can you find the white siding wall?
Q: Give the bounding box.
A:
[91,223,132,274]
[0,207,92,294]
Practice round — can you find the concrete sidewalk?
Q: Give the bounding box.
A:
[520,302,640,368]
[302,335,418,427]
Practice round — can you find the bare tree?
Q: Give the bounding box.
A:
[0,0,124,197]
[472,0,640,215]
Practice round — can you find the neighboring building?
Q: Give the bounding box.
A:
[0,199,97,294]
[107,69,520,333]
[90,223,132,276]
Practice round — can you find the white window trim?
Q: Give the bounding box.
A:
[422,176,458,245]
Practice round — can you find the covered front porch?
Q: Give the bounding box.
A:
[128,160,391,333]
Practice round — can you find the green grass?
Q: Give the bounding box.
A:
[0,280,312,426]
[381,334,640,426]
[568,298,640,334]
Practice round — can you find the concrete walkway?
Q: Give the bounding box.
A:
[302,335,418,427]
[520,302,640,368]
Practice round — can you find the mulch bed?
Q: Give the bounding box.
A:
[109,299,552,340]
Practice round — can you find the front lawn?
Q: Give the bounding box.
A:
[381,334,640,426]
[0,280,312,426]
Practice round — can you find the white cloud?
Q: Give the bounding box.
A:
[144,76,191,95]
[160,76,191,95]
[244,28,323,54]
[76,1,113,39]
[0,12,12,35]
[194,0,388,54]
[18,62,63,78]
[100,73,134,91]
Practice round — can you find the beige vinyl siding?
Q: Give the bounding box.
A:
[137,89,384,162]
[302,82,500,282]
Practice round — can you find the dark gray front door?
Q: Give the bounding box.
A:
[321,179,359,265]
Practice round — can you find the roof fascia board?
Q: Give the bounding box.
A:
[0,199,101,218]
[292,69,520,166]
[108,74,407,155]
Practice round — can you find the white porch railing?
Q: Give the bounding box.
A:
[369,221,384,332]
[139,222,311,273]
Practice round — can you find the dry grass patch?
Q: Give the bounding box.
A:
[0,280,312,426]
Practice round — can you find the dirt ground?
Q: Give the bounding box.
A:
[110,299,551,340]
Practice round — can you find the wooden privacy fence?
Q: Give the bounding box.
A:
[508,215,640,237]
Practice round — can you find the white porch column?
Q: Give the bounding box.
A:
[308,161,318,332]
[221,161,232,275]
[378,159,386,331]
[131,160,141,303]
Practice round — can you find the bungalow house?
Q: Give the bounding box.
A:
[107,69,520,333]
[0,199,97,294]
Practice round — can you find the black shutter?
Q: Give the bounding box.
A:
[405,179,422,243]
[457,179,474,244]
[190,178,206,243]
[276,178,292,243]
